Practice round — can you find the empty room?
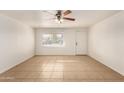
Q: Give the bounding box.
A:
[0,10,124,82]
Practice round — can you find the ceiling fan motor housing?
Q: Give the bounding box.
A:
[56,10,62,20]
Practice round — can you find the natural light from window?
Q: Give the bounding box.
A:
[42,33,65,47]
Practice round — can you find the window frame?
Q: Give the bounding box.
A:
[41,32,65,47]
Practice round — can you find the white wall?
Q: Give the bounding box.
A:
[35,28,88,55]
[0,14,34,73]
[88,11,124,75]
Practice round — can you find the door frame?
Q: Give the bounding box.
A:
[75,31,87,56]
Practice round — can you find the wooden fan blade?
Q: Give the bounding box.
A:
[63,17,75,21]
[63,10,72,16]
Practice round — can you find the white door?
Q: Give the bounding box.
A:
[75,31,87,55]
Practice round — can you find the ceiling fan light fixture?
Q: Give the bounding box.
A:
[58,21,61,24]
[55,18,58,22]
[60,19,63,22]
[43,10,75,24]
[55,18,63,24]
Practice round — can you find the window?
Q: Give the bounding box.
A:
[42,33,64,47]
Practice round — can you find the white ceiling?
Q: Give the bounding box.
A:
[0,10,120,28]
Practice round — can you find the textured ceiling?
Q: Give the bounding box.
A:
[0,10,120,28]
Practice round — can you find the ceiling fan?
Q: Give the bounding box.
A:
[43,10,75,23]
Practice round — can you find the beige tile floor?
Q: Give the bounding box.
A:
[0,55,124,82]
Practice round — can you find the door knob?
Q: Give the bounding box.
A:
[76,42,78,46]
